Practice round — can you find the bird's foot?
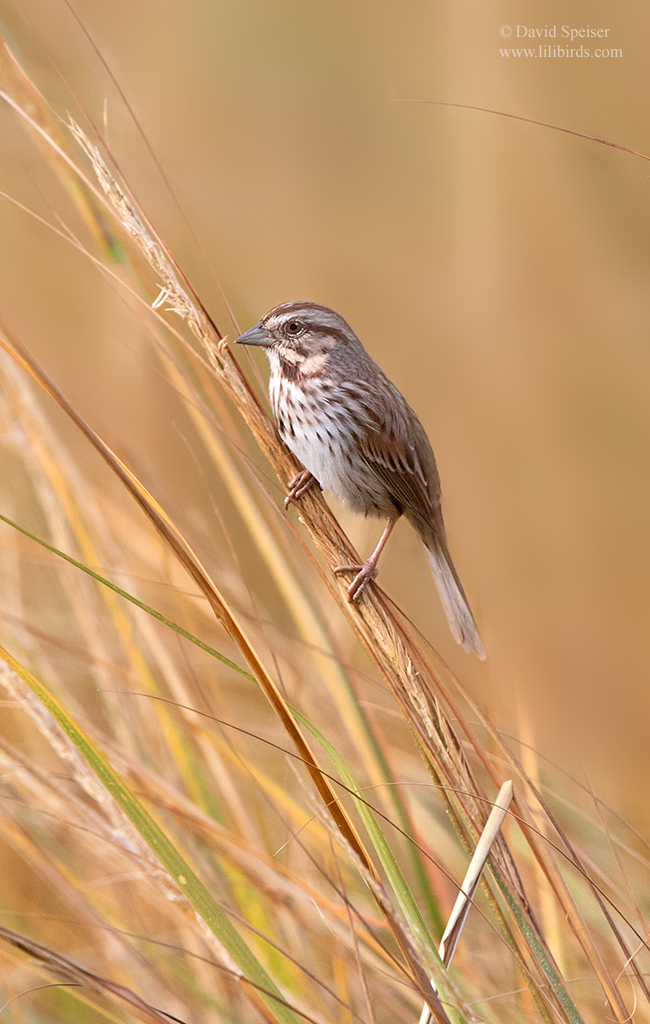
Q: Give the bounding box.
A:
[334,561,379,601]
[284,470,320,508]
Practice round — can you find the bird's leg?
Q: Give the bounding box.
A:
[284,469,320,508]
[334,518,397,601]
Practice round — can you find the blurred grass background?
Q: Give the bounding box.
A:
[1,0,650,1019]
[2,0,649,799]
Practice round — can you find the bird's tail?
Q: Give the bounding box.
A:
[421,533,485,660]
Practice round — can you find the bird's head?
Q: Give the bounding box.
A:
[234,302,360,371]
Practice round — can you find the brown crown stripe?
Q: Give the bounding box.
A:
[263,304,357,345]
[264,300,332,319]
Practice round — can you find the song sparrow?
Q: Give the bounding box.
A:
[235,302,484,659]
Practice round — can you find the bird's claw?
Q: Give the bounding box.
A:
[333,562,379,601]
[284,470,319,508]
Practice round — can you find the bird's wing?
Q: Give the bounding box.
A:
[356,400,440,524]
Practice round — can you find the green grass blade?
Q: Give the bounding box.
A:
[292,708,475,1023]
[290,708,454,985]
[0,644,301,1024]
[495,872,585,1024]
[0,512,254,681]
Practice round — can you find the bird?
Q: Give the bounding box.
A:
[235,301,484,659]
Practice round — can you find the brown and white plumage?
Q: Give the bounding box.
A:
[235,301,485,659]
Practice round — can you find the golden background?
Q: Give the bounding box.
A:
[1,0,649,816]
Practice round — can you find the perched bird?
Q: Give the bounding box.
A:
[235,302,484,658]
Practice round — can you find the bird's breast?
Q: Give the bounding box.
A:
[269,372,397,517]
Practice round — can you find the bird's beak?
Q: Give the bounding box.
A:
[234,322,272,347]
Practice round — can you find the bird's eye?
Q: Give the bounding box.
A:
[286,321,303,335]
